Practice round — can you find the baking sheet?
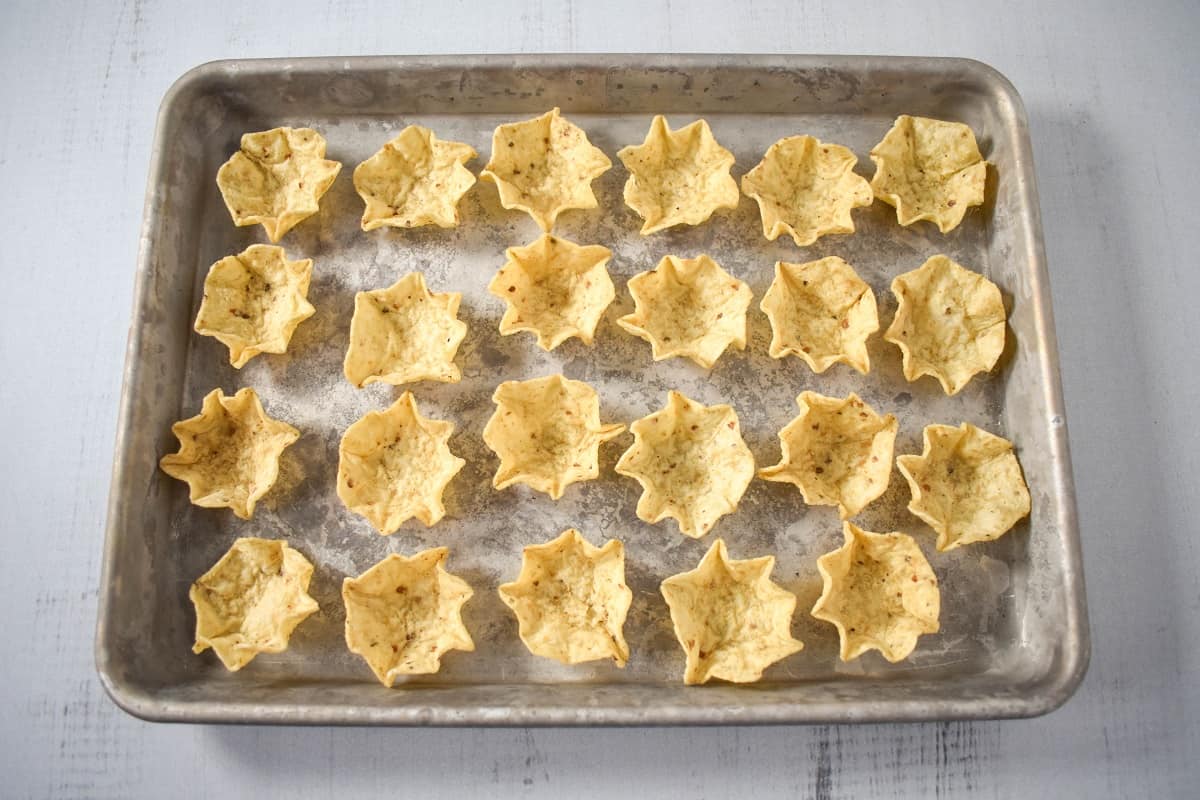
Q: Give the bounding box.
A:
[96,55,1088,724]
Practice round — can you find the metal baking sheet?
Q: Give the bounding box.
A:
[96,54,1088,725]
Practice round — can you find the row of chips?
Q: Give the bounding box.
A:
[196,244,1006,398]
[215,112,987,244]
[162,384,1030,549]
[190,520,941,686]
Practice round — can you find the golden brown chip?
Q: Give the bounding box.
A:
[617,115,739,234]
[487,234,615,350]
[482,374,624,499]
[811,522,940,662]
[343,271,468,388]
[353,125,477,231]
[617,254,752,369]
[193,244,315,368]
[869,115,987,233]
[615,391,755,538]
[342,548,474,686]
[884,255,1006,395]
[758,391,897,520]
[479,108,611,231]
[741,135,873,246]
[660,539,803,684]
[215,127,342,242]
[498,529,633,666]
[897,423,1031,551]
[337,392,465,534]
[159,388,300,520]
[759,257,878,374]
[189,537,319,671]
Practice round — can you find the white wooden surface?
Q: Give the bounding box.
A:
[1,0,1197,796]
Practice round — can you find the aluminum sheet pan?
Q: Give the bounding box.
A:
[96,55,1088,725]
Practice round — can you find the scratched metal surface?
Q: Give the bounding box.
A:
[95,55,1084,724]
[4,0,1199,796]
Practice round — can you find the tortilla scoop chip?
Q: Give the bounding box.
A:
[480,108,611,231]
[189,537,319,671]
[884,255,1006,396]
[870,115,987,233]
[342,548,475,686]
[487,234,615,350]
[193,244,315,368]
[337,392,465,534]
[353,125,477,230]
[660,539,803,684]
[760,257,879,374]
[758,391,897,520]
[617,254,752,369]
[811,523,940,663]
[343,271,468,388]
[498,529,633,666]
[216,127,342,242]
[617,115,739,235]
[159,388,300,520]
[615,391,755,538]
[741,135,872,246]
[482,374,624,500]
[897,423,1031,551]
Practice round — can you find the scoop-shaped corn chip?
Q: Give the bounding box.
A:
[343,271,468,387]
[193,244,315,368]
[759,391,897,520]
[337,392,465,534]
[897,423,1031,551]
[487,234,615,350]
[615,391,754,538]
[480,108,611,231]
[618,254,752,369]
[760,257,878,374]
[660,539,803,684]
[884,255,1006,395]
[482,374,624,499]
[189,537,319,671]
[342,548,474,686]
[811,522,940,662]
[870,115,987,233]
[741,135,872,246]
[353,125,477,231]
[617,115,739,234]
[498,529,633,666]
[159,388,300,520]
[216,127,342,242]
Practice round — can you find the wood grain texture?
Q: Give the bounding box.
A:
[1,0,1197,796]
